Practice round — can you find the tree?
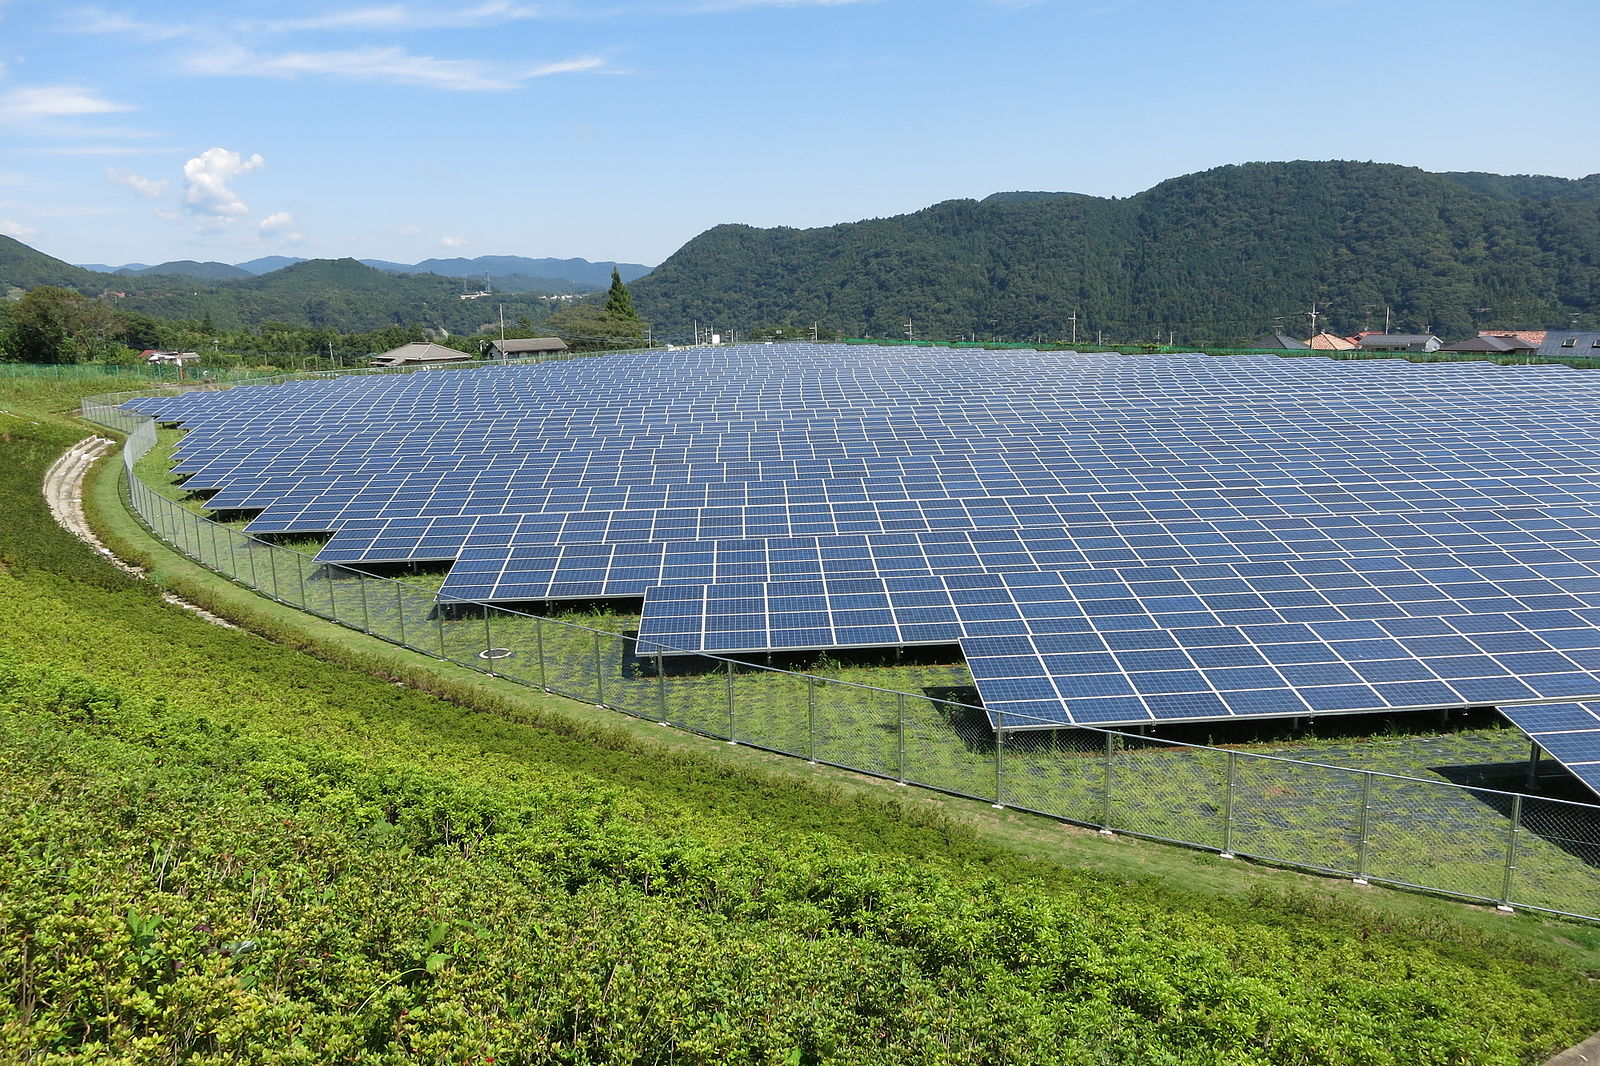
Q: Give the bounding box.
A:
[1,286,114,364]
[544,302,645,351]
[603,268,638,322]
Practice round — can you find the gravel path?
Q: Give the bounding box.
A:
[44,435,238,630]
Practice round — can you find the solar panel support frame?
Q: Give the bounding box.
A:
[1497,793,1522,912]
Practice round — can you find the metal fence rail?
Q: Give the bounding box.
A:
[102,408,1600,923]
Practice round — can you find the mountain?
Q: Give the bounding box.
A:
[104,258,565,333]
[236,256,307,275]
[3,236,103,293]
[631,160,1600,344]
[362,255,652,290]
[120,260,252,281]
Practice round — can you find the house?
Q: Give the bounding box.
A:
[1249,332,1310,350]
[487,337,569,359]
[1535,331,1600,358]
[1440,335,1539,355]
[1357,333,1442,353]
[141,349,200,365]
[1479,329,1546,347]
[1307,331,1358,351]
[369,342,474,368]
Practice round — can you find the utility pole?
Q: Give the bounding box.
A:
[1305,302,1321,340]
[810,322,819,342]
[1384,305,1392,334]
[905,319,915,342]
[1069,311,1078,345]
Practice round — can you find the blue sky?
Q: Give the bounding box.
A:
[1,0,1595,268]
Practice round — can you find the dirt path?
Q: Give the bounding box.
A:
[44,436,238,630]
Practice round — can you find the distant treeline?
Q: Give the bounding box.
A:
[632,160,1600,345]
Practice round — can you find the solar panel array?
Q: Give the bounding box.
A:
[126,344,1600,788]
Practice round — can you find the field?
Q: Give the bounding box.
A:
[4,371,1600,1063]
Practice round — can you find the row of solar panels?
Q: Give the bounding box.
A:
[122,345,1600,796]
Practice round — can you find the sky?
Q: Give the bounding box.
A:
[0,0,1596,269]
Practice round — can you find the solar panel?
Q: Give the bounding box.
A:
[126,345,1600,768]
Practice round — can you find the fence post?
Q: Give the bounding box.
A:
[535,617,546,690]
[1498,794,1523,912]
[1100,731,1116,834]
[436,602,447,658]
[593,630,606,706]
[992,711,1004,809]
[357,571,371,634]
[1221,751,1237,858]
[395,582,407,647]
[265,543,280,601]
[807,675,817,763]
[484,611,494,672]
[656,652,668,723]
[1354,771,1373,884]
[725,659,737,743]
[896,691,907,785]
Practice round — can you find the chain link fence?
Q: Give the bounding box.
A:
[105,413,1600,923]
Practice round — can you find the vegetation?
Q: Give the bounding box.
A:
[631,160,1600,345]
[5,359,1600,1062]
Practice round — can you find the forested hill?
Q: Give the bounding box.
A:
[631,161,1600,344]
[0,244,563,334]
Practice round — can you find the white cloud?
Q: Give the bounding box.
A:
[441,235,469,247]
[395,223,424,237]
[0,217,40,240]
[0,85,134,120]
[258,211,304,242]
[246,2,551,33]
[182,147,265,221]
[185,43,609,90]
[61,8,194,41]
[106,166,170,198]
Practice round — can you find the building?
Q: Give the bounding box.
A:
[1536,331,1600,358]
[141,349,200,366]
[369,342,474,368]
[1307,331,1358,351]
[1439,335,1539,355]
[1249,332,1310,350]
[1357,333,1442,353]
[487,337,570,359]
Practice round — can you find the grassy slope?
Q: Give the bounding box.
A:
[3,376,1600,1064]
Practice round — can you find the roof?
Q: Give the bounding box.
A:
[1480,330,1547,345]
[1440,335,1533,354]
[490,337,570,355]
[370,342,472,366]
[1251,333,1310,350]
[1358,333,1440,349]
[1307,331,1358,351]
[1537,331,1600,357]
